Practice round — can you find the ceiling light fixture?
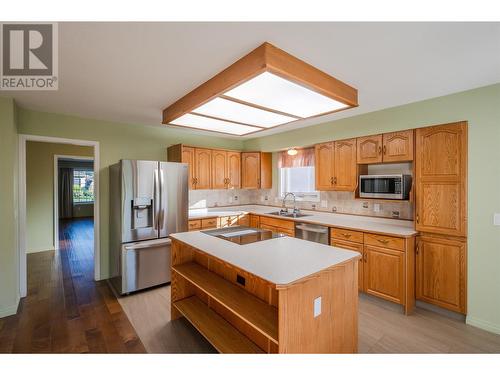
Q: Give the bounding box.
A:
[287,148,298,156]
[162,42,358,136]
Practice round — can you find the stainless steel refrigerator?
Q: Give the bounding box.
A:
[109,160,188,294]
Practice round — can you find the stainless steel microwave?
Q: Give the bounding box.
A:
[359,174,412,200]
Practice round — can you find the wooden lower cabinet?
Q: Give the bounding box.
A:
[331,239,364,291]
[259,216,295,237]
[416,234,466,313]
[363,245,404,305]
[249,214,260,228]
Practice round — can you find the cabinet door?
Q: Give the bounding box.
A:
[227,151,241,189]
[249,214,260,228]
[364,245,404,304]
[331,239,363,291]
[238,214,249,226]
[241,152,261,189]
[194,148,212,190]
[357,135,383,164]
[211,150,227,189]
[382,130,414,162]
[415,122,467,236]
[416,235,466,313]
[315,142,334,190]
[181,146,196,189]
[333,138,357,191]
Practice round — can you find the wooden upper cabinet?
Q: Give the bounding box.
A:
[241,152,272,189]
[315,142,334,190]
[194,148,212,190]
[333,138,357,191]
[211,150,227,189]
[415,122,467,236]
[227,151,241,189]
[181,146,196,189]
[416,235,466,313]
[357,134,383,164]
[241,152,260,189]
[363,245,404,305]
[382,130,414,162]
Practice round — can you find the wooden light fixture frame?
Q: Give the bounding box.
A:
[162,42,358,135]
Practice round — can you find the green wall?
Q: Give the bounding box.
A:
[0,97,19,318]
[26,141,94,253]
[17,109,244,283]
[245,83,500,334]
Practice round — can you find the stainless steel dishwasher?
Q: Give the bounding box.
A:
[294,222,329,244]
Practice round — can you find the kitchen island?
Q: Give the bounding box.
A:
[169,229,360,354]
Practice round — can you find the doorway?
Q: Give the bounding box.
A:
[18,135,100,298]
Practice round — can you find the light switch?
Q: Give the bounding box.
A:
[313,296,321,317]
[494,213,500,226]
[321,200,328,208]
[374,203,381,212]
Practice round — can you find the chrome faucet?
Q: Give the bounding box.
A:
[281,192,299,215]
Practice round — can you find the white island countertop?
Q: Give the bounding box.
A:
[170,230,360,286]
[189,204,417,237]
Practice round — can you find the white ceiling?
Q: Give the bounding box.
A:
[3,22,500,139]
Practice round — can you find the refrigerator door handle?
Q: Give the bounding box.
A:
[153,168,160,230]
[159,168,165,230]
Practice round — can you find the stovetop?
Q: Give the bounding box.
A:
[201,226,284,245]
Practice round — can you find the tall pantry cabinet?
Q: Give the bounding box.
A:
[414,121,468,313]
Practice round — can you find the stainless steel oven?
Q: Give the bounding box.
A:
[359,174,412,200]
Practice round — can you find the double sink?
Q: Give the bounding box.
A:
[268,210,310,218]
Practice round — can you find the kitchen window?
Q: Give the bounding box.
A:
[277,147,320,202]
[73,169,94,203]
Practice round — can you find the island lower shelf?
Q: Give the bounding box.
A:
[170,238,359,354]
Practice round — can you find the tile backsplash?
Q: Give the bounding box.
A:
[189,188,413,220]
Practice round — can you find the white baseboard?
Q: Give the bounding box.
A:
[0,297,20,318]
[467,316,500,335]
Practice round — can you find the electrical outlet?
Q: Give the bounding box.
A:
[321,200,328,208]
[362,202,369,209]
[494,213,500,226]
[264,195,269,201]
[332,206,337,213]
[314,297,322,317]
[374,203,381,212]
[392,211,400,219]
[234,195,238,201]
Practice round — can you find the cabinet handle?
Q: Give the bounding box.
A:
[257,178,260,187]
[416,214,420,224]
[383,145,387,155]
[363,252,367,262]
[330,176,334,185]
[333,177,337,185]
[377,239,389,244]
[342,233,352,238]
[416,244,419,255]
[378,146,382,155]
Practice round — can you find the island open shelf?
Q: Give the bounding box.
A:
[170,234,359,354]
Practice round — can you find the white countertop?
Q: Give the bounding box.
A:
[189,204,417,237]
[170,230,360,286]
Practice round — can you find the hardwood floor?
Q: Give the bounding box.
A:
[120,285,500,354]
[2,217,500,354]
[0,218,146,353]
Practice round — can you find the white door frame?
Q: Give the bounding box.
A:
[53,154,95,250]
[18,134,101,298]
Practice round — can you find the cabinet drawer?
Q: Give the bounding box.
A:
[259,216,294,230]
[364,233,405,251]
[201,218,218,229]
[330,227,364,244]
[260,224,294,237]
[188,220,201,231]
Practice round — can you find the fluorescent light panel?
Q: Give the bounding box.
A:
[170,113,257,135]
[193,97,296,128]
[225,72,349,118]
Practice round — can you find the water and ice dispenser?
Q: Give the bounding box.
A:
[131,197,153,229]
